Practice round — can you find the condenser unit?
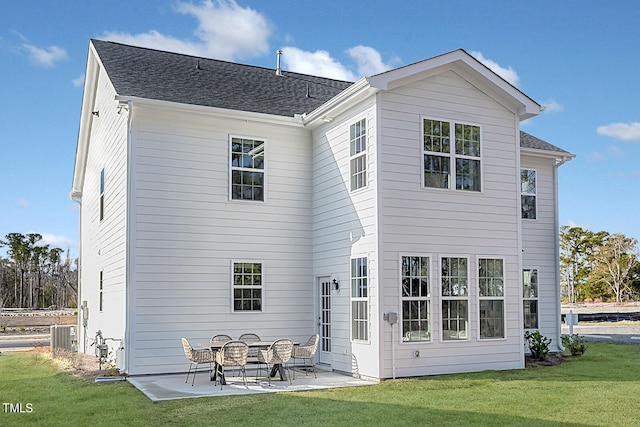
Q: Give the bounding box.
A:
[50,324,77,352]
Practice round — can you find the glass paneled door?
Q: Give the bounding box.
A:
[318,277,332,365]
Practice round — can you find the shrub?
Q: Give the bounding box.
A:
[524,330,551,360]
[562,334,587,356]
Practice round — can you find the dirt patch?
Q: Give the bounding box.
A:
[525,352,566,367]
[45,347,120,381]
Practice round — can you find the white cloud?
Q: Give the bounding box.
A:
[541,99,564,113]
[346,45,394,77]
[597,122,640,142]
[101,0,270,61]
[470,51,519,87]
[72,73,85,88]
[281,47,356,81]
[40,234,74,250]
[22,43,68,67]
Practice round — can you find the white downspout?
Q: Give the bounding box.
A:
[554,156,569,351]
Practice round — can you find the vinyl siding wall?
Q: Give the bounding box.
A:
[127,105,314,374]
[521,154,562,351]
[78,66,128,358]
[377,71,524,377]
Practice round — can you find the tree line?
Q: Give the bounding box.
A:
[561,226,640,303]
[0,233,77,309]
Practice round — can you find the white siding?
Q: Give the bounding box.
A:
[311,99,380,377]
[377,71,524,377]
[521,154,562,350]
[78,66,128,359]
[127,106,314,374]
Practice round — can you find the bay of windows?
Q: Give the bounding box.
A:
[231,137,265,201]
[401,256,431,342]
[423,118,481,192]
[478,258,505,339]
[351,257,368,341]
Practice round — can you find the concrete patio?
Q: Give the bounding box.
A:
[126,366,378,401]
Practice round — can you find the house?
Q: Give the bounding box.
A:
[70,40,574,379]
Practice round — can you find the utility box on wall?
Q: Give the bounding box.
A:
[50,324,77,352]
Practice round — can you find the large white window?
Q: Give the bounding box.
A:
[441,257,469,340]
[523,269,538,329]
[351,257,368,341]
[99,168,105,221]
[423,118,481,192]
[478,258,505,339]
[521,169,537,219]
[233,262,262,311]
[401,256,431,342]
[350,118,367,191]
[230,137,265,201]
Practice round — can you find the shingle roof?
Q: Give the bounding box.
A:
[520,131,572,156]
[92,40,570,156]
[91,39,353,117]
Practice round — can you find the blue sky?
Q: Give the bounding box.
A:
[1,0,639,258]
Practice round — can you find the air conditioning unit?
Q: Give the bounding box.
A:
[50,325,77,352]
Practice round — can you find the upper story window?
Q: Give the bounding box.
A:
[233,262,262,312]
[423,118,481,192]
[521,169,537,219]
[478,258,505,339]
[99,168,105,221]
[441,257,469,341]
[230,137,265,201]
[350,118,367,191]
[401,256,431,342]
[351,257,368,341]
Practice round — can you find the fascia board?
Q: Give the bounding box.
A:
[520,147,576,161]
[302,78,376,127]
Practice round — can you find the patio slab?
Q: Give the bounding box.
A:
[127,367,378,401]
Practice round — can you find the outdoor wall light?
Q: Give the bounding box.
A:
[91,110,99,117]
[332,278,340,291]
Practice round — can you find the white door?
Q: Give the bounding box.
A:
[318,277,332,365]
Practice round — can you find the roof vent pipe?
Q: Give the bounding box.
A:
[275,49,283,76]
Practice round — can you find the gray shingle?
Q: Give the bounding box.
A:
[520,131,572,155]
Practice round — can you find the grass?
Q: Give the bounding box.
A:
[1,343,640,426]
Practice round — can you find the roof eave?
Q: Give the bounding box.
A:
[521,146,576,162]
[302,78,377,127]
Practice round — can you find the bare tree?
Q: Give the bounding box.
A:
[589,233,639,304]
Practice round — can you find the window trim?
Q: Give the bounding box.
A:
[521,168,537,220]
[350,256,369,343]
[439,255,470,342]
[231,260,264,313]
[421,116,483,193]
[523,267,539,330]
[349,117,367,192]
[99,270,103,312]
[399,253,432,344]
[99,168,105,221]
[477,256,506,340]
[229,135,267,203]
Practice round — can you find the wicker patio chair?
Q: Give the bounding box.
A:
[292,333,319,378]
[256,338,293,385]
[181,338,215,386]
[214,340,249,389]
[238,333,261,360]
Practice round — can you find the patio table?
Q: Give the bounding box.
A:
[199,340,298,384]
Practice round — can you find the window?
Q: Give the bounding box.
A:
[423,118,481,191]
[523,269,538,329]
[401,256,431,342]
[99,168,105,221]
[521,169,536,219]
[233,262,262,311]
[231,137,265,201]
[351,257,368,341]
[441,257,469,340]
[350,118,367,191]
[99,270,103,312]
[478,258,505,339]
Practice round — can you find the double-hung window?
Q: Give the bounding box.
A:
[99,270,103,312]
[233,262,262,311]
[350,118,367,191]
[441,257,469,340]
[401,256,431,342]
[99,168,105,221]
[478,258,505,339]
[351,257,368,341]
[523,269,538,329]
[521,169,537,219]
[423,118,481,191]
[230,137,265,201]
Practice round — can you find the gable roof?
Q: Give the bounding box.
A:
[91,39,352,117]
[520,131,574,159]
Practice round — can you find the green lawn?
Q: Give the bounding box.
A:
[1,342,639,426]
